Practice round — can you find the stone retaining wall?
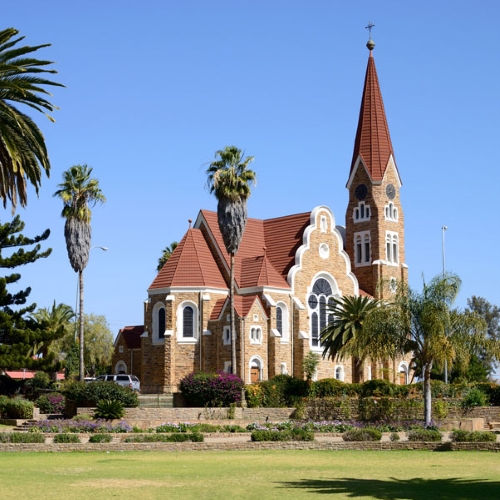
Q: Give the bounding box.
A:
[0,440,498,453]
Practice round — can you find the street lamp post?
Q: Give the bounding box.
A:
[442,226,448,384]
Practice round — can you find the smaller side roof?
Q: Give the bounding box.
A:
[116,325,144,349]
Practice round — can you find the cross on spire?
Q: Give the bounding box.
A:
[365,21,375,39]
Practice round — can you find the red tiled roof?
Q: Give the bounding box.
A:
[350,50,396,181]
[118,325,144,349]
[234,294,267,318]
[199,209,309,289]
[149,228,227,290]
[6,370,65,380]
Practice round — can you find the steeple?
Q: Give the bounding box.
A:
[345,34,407,299]
[349,38,397,182]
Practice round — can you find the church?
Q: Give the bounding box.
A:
[112,37,410,394]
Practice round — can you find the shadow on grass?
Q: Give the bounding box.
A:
[279,477,500,499]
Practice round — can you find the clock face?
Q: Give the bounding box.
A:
[386,183,396,200]
[355,183,368,200]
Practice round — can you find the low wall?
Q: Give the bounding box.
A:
[0,440,499,453]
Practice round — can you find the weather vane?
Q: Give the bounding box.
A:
[365,21,375,39]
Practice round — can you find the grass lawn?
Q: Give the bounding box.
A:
[0,450,498,500]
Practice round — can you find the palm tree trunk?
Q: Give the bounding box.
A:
[79,269,85,381]
[423,361,433,426]
[230,253,237,375]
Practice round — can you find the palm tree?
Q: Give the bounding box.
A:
[30,301,75,359]
[0,27,63,211]
[207,146,256,375]
[361,273,492,425]
[157,241,178,272]
[321,295,380,381]
[53,165,105,381]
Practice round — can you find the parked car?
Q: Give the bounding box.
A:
[94,374,140,392]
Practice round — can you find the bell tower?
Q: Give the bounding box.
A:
[345,35,407,299]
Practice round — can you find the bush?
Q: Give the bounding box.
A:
[310,378,354,398]
[250,428,314,442]
[0,395,10,417]
[94,399,125,420]
[63,381,139,407]
[35,392,65,414]
[342,428,382,442]
[0,432,46,443]
[88,434,113,443]
[125,433,203,443]
[451,430,496,442]
[432,400,449,419]
[407,429,442,442]
[53,433,81,443]
[461,387,487,409]
[2,398,34,419]
[304,397,352,420]
[390,432,400,442]
[179,371,244,407]
[360,379,397,398]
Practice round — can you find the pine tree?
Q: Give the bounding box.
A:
[0,216,61,371]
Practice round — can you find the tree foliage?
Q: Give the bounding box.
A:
[360,274,495,425]
[157,241,178,272]
[206,146,256,374]
[0,216,62,371]
[0,27,64,211]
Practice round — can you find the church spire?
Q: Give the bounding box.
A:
[349,36,397,182]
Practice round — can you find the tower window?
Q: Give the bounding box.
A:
[354,202,371,222]
[354,231,371,267]
[386,231,399,265]
[384,202,398,222]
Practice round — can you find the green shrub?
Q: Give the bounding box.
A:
[63,381,139,407]
[94,399,125,420]
[251,430,289,442]
[179,371,244,407]
[342,428,382,442]
[88,434,113,443]
[407,429,442,442]
[305,397,352,420]
[36,392,65,414]
[0,432,46,443]
[461,387,487,409]
[360,379,397,398]
[390,432,400,442]
[310,378,354,398]
[451,430,496,442]
[432,400,449,419]
[125,433,203,443]
[53,433,80,443]
[3,398,34,419]
[487,385,500,406]
[0,395,10,416]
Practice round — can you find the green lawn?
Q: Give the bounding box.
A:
[0,450,498,500]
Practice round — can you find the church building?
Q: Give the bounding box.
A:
[112,38,410,394]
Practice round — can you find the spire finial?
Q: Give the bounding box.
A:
[365,21,375,51]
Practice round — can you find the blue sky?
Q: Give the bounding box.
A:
[4,1,500,335]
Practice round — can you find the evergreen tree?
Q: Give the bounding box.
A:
[0,216,61,371]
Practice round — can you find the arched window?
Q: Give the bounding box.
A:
[183,306,194,337]
[276,302,289,342]
[335,365,344,381]
[250,326,262,344]
[354,231,371,266]
[176,301,199,342]
[386,231,399,265]
[308,277,336,349]
[152,302,166,343]
[398,362,409,385]
[384,202,398,222]
[354,201,371,222]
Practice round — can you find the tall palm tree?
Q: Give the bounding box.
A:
[0,27,63,211]
[53,165,105,381]
[321,295,380,381]
[157,241,178,272]
[207,146,256,375]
